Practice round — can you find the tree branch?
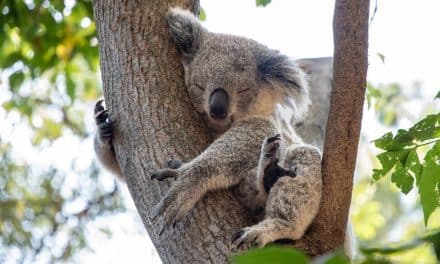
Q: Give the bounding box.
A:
[294,0,370,255]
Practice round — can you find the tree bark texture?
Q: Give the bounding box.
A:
[92,0,368,262]
[93,0,249,263]
[294,0,370,255]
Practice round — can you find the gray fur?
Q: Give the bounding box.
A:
[150,7,322,249]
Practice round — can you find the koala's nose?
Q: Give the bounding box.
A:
[209,88,229,119]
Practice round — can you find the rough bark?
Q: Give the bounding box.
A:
[293,0,370,255]
[92,0,368,262]
[93,0,248,263]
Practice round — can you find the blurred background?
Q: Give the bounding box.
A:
[0,0,439,263]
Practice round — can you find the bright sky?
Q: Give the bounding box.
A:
[4,0,440,263]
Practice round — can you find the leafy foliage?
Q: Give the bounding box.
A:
[361,229,440,261]
[0,0,125,262]
[372,112,440,224]
[230,246,308,264]
[256,0,272,8]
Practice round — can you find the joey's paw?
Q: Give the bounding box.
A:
[263,134,281,159]
[151,168,179,181]
[167,159,183,169]
[231,227,269,250]
[94,100,114,143]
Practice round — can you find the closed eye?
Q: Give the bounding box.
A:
[238,88,250,94]
[194,84,205,91]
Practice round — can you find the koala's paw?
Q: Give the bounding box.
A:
[231,226,269,250]
[263,134,281,159]
[151,159,183,181]
[150,180,196,235]
[151,168,179,181]
[94,99,113,144]
[167,159,183,169]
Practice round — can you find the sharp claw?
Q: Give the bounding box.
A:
[158,224,166,236]
[267,134,281,143]
[94,99,105,113]
[231,229,245,244]
[151,173,157,180]
[172,221,177,228]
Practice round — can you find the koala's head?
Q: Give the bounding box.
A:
[167,7,309,132]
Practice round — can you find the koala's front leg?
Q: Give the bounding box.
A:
[150,118,273,234]
[94,100,122,177]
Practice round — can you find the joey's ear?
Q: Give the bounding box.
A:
[167,7,205,64]
[257,50,310,121]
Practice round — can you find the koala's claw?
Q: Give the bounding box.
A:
[231,227,267,250]
[266,134,281,143]
[94,100,114,143]
[263,134,281,159]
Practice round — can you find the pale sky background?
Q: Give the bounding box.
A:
[3,0,440,263]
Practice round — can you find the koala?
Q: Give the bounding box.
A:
[150,7,323,249]
[93,7,322,249]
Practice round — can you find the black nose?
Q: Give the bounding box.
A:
[209,88,229,119]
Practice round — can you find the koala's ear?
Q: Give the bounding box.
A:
[257,50,310,121]
[167,7,204,64]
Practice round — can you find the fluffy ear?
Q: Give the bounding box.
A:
[167,7,204,64]
[257,50,310,121]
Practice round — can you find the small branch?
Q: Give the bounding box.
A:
[295,0,370,255]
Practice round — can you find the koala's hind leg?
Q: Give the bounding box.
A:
[231,218,301,249]
[233,144,322,250]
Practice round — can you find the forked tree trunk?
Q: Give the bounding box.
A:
[92,0,369,262]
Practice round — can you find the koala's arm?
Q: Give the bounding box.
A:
[94,100,122,178]
[150,117,275,231]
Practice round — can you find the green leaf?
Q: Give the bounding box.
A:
[372,149,410,181]
[256,0,272,7]
[318,250,350,264]
[391,162,414,194]
[425,142,440,163]
[419,161,440,225]
[230,246,308,264]
[373,132,414,151]
[9,71,25,92]
[408,114,440,142]
[199,8,206,21]
[406,149,422,185]
[435,91,440,100]
[66,72,76,102]
[424,230,440,260]
[377,52,385,64]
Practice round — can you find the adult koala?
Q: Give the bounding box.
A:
[94,7,322,250]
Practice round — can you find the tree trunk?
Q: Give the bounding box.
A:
[92,0,369,262]
[93,0,248,263]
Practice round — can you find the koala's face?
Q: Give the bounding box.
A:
[185,36,262,130]
[168,7,310,132]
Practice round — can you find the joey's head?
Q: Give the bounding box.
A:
[167,7,310,132]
